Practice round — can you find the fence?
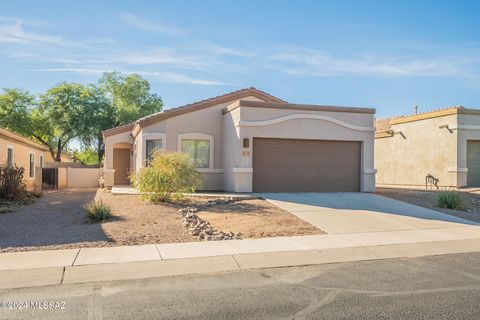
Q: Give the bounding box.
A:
[38,164,102,190]
[66,167,101,188]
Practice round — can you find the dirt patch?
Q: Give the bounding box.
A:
[376,188,480,223]
[97,191,198,246]
[0,189,322,252]
[197,199,323,238]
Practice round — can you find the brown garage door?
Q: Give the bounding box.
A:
[252,138,361,192]
[467,140,480,187]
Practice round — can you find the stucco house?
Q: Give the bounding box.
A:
[375,106,480,189]
[102,88,376,193]
[0,127,48,190]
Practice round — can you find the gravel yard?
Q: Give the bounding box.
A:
[377,188,480,223]
[0,189,322,252]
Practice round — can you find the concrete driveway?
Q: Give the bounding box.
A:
[259,193,478,234]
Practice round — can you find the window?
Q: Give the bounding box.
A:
[181,140,210,168]
[7,147,13,166]
[146,139,162,164]
[39,155,44,168]
[29,153,35,178]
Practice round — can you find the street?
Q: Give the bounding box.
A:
[1,252,480,319]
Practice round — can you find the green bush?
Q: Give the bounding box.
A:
[437,190,464,210]
[85,200,112,222]
[131,151,203,203]
[0,163,27,202]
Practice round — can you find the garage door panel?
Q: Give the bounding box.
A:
[467,140,480,187]
[254,151,360,166]
[253,138,361,192]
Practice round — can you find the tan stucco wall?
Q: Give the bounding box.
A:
[223,105,375,192]
[130,95,263,190]
[375,114,459,188]
[67,168,101,188]
[0,135,47,191]
[58,167,68,189]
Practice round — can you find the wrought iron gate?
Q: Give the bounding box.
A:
[42,168,58,190]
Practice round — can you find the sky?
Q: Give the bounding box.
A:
[1,0,479,119]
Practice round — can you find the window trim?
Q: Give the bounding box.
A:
[39,154,44,168]
[142,132,166,167]
[6,145,14,166]
[177,133,214,170]
[28,151,35,179]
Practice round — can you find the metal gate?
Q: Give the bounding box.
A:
[42,168,58,190]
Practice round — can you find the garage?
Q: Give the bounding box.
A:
[467,140,480,187]
[252,138,361,192]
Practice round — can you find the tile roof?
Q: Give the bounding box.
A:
[375,105,465,132]
[103,87,285,138]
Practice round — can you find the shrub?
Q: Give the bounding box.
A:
[437,190,464,210]
[0,164,27,202]
[131,151,203,203]
[0,202,16,214]
[85,200,112,222]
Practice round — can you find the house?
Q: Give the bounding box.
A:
[102,88,376,192]
[375,106,480,188]
[45,150,74,163]
[0,127,48,190]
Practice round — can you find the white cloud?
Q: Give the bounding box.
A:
[111,48,204,69]
[28,67,230,85]
[0,17,76,46]
[268,47,477,78]
[28,67,105,75]
[203,44,256,58]
[119,12,184,36]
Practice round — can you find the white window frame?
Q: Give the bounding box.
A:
[39,154,44,168]
[177,133,215,171]
[6,145,14,166]
[142,132,166,167]
[28,151,35,179]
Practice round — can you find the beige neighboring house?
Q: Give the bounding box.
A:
[0,127,48,191]
[375,106,480,189]
[103,87,376,193]
[45,151,74,163]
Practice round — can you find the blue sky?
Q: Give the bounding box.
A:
[1,0,479,118]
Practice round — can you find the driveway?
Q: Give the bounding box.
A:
[259,193,479,234]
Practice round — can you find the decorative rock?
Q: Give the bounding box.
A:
[177,197,242,241]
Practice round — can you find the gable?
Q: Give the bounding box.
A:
[131,87,285,137]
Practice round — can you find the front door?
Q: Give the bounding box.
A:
[113,148,131,185]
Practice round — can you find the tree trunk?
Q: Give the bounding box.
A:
[96,134,105,165]
[55,139,63,162]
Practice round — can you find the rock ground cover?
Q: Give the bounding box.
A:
[377,188,480,223]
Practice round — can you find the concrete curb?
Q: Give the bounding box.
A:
[1,238,480,290]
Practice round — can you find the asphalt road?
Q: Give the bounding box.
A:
[1,252,480,319]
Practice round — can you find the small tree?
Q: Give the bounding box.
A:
[131,151,203,203]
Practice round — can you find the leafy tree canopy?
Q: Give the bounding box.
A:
[0,72,163,164]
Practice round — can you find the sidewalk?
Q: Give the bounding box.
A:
[1,225,480,289]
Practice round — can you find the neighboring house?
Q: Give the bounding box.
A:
[103,87,376,192]
[45,150,74,163]
[375,106,480,188]
[0,127,48,190]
